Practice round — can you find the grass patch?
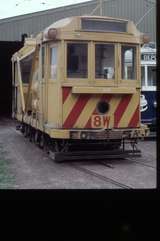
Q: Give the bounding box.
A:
[0,144,14,189]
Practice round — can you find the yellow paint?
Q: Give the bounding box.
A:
[72,86,136,94]
[74,94,101,128]
[118,92,139,127]
[63,92,78,121]
[50,130,70,139]
[106,95,122,127]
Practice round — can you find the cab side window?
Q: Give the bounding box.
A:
[50,46,58,79]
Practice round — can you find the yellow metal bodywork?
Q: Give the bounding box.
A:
[72,86,136,94]
[12,15,149,140]
[62,90,140,129]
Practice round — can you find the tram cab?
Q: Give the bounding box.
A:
[140,42,156,129]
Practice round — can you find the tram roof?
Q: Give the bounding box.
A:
[34,15,143,44]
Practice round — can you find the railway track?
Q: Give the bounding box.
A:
[0,119,156,189]
[70,163,132,189]
[125,159,156,169]
[100,159,156,169]
[69,147,156,189]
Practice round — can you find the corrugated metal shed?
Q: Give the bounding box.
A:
[0,0,156,42]
[103,0,156,41]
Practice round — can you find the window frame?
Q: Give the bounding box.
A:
[80,18,128,34]
[18,50,35,85]
[119,44,139,87]
[49,43,59,81]
[42,45,45,80]
[64,41,90,84]
[94,42,118,87]
[63,41,140,88]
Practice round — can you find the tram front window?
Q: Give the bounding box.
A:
[148,66,156,86]
[67,43,88,78]
[95,44,115,79]
[121,46,136,80]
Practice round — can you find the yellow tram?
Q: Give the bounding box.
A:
[12,16,149,161]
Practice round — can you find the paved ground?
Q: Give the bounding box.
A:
[0,119,156,189]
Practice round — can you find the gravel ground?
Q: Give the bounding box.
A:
[0,119,157,189]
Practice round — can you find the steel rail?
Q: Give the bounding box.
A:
[125,159,156,169]
[100,158,156,169]
[70,164,132,189]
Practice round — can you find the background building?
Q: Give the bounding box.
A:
[0,0,156,116]
[0,0,156,42]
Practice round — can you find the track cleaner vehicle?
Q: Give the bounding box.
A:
[12,15,149,161]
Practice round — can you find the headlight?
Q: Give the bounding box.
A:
[81,132,87,139]
[97,101,110,114]
[153,101,157,108]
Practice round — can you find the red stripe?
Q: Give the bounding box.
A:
[114,95,132,128]
[128,105,140,127]
[85,118,92,128]
[63,95,91,128]
[63,87,71,103]
[85,94,113,129]
[92,94,102,115]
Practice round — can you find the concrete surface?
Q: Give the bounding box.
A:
[0,119,156,189]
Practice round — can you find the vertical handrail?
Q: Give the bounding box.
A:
[17,57,25,113]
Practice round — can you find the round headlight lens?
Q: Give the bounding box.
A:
[97,101,110,114]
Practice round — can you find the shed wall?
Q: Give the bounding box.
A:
[0,0,156,42]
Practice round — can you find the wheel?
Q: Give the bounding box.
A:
[24,125,29,137]
[39,133,44,149]
[21,124,25,134]
[34,130,39,144]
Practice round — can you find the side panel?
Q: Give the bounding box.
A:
[140,91,156,125]
[62,87,140,129]
[47,82,61,128]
